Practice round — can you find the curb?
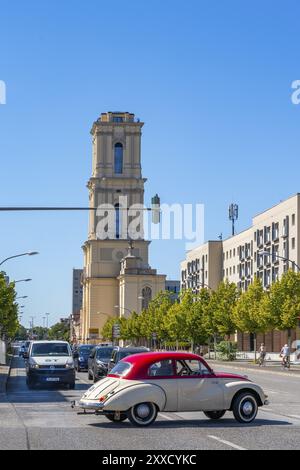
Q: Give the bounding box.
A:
[210,361,300,379]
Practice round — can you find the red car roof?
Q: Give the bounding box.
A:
[108,351,213,380]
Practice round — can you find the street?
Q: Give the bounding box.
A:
[1,352,300,450]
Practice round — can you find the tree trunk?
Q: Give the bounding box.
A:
[254,333,257,363]
[214,334,217,360]
[287,328,292,349]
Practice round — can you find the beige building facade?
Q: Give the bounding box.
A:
[81,112,166,342]
[181,194,300,351]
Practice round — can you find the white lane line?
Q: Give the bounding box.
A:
[207,435,247,450]
[159,413,176,421]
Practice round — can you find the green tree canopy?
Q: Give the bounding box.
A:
[0,272,19,340]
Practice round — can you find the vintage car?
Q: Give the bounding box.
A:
[74,352,269,426]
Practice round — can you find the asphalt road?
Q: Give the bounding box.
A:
[1,352,300,450]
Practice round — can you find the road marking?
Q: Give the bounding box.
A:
[207,435,246,450]
[159,412,176,421]
[288,415,300,419]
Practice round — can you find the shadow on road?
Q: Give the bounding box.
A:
[87,417,291,429]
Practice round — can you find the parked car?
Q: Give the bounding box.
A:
[73,344,94,372]
[26,340,76,389]
[87,346,114,382]
[75,351,269,426]
[108,346,150,373]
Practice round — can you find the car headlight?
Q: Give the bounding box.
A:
[30,363,39,369]
[78,357,85,362]
[96,360,106,368]
[65,362,74,369]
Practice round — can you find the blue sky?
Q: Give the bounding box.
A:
[1,0,300,327]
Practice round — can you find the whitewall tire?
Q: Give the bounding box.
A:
[127,402,158,427]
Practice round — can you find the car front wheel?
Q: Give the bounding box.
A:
[204,410,226,420]
[232,392,258,423]
[127,402,158,427]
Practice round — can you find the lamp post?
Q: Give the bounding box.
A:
[16,296,28,300]
[14,279,32,283]
[114,305,132,316]
[45,313,50,329]
[0,252,39,267]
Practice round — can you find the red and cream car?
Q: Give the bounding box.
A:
[75,352,268,426]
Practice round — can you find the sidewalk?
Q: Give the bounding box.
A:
[208,359,300,377]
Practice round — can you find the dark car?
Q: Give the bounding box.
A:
[107,346,150,373]
[88,346,114,382]
[73,344,94,372]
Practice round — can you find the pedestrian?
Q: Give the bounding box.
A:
[258,343,266,366]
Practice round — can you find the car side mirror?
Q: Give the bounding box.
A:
[23,352,29,359]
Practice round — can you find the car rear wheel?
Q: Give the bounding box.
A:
[204,410,226,420]
[232,392,258,423]
[127,402,158,427]
[105,413,127,423]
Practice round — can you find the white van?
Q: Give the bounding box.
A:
[26,340,75,389]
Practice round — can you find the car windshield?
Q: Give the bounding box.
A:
[96,347,113,359]
[79,346,93,356]
[110,362,131,377]
[31,343,70,357]
[119,350,145,360]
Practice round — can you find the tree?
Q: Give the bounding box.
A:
[186,288,211,349]
[233,278,269,361]
[48,321,70,341]
[206,281,238,357]
[265,270,300,347]
[0,272,19,340]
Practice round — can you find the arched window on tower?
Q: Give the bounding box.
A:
[114,143,123,174]
[115,203,121,239]
[142,286,152,310]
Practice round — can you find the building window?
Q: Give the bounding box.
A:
[113,116,123,122]
[114,143,123,174]
[292,238,296,250]
[292,214,296,226]
[115,203,120,238]
[142,286,152,310]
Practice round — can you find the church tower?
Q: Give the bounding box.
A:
[81,112,165,342]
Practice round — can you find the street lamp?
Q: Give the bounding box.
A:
[0,251,39,267]
[14,279,32,283]
[45,313,50,328]
[258,250,300,272]
[16,296,28,300]
[114,305,132,315]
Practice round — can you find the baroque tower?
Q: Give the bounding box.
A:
[81,112,165,342]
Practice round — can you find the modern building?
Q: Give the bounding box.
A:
[80,112,166,342]
[181,193,300,351]
[165,280,181,301]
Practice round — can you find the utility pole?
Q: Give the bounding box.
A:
[229,203,239,236]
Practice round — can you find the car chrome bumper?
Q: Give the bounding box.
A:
[71,399,105,411]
